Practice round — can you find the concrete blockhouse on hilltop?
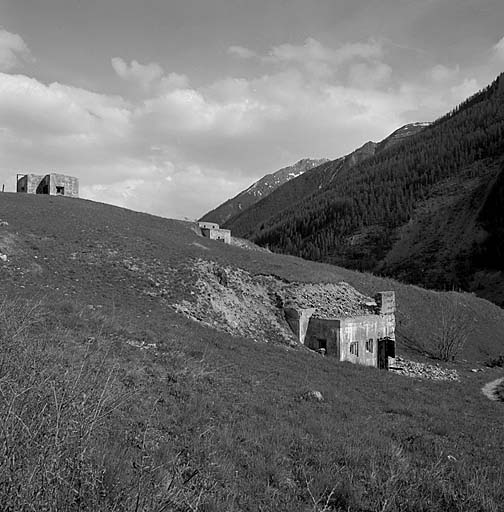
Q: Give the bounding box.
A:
[16,173,79,198]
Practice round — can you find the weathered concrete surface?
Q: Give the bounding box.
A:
[482,377,504,401]
[16,173,79,198]
[198,221,219,230]
[201,227,231,244]
[284,307,315,344]
[303,314,395,366]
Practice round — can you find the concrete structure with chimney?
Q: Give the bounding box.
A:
[284,284,396,369]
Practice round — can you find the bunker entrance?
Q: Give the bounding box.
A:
[377,337,395,369]
[36,182,49,194]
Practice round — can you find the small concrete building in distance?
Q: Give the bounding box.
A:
[16,173,79,198]
[198,221,231,244]
[284,283,396,369]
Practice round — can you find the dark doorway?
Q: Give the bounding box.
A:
[317,338,327,355]
[385,337,395,358]
[377,339,388,369]
[56,186,65,195]
[36,181,49,194]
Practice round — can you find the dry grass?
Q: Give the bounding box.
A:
[1,194,504,510]
[1,294,504,511]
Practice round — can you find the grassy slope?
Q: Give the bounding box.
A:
[1,193,504,511]
[2,193,504,361]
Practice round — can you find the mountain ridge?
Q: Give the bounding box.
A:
[247,73,504,305]
[223,122,428,238]
[200,158,329,226]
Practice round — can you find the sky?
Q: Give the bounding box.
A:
[0,0,503,220]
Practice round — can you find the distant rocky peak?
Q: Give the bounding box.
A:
[199,157,330,225]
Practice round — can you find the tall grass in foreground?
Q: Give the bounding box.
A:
[1,296,503,511]
[0,297,204,511]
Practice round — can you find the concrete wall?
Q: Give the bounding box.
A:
[304,318,342,357]
[48,174,79,197]
[198,221,220,230]
[338,315,395,366]
[375,291,395,315]
[201,227,231,244]
[17,174,45,194]
[303,313,395,367]
[284,307,315,344]
[16,173,79,198]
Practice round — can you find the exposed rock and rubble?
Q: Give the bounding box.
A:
[172,259,384,345]
[173,260,294,343]
[389,356,459,381]
[283,282,375,318]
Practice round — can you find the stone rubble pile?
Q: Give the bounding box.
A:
[283,282,375,318]
[389,356,459,381]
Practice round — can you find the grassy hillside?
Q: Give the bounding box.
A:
[1,193,504,511]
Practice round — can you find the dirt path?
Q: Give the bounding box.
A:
[482,377,504,402]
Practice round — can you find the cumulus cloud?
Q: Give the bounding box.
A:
[112,57,188,92]
[0,35,492,220]
[0,29,33,71]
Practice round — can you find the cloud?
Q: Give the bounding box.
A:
[0,29,33,71]
[348,61,392,87]
[266,37,383,68]
[228,45,257,59]
[430,64,460,82]
[259,38,389,83]
[493,36,504,60]
[0,35,493,220]
[112,57,188,92]
[450,78,480,103]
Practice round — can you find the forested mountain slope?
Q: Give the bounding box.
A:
[200,158,328,226]
[248,73,504,305]
[225,141,376,236]
[225,123,428,239]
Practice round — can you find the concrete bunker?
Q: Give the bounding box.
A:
[16,173,79,198]
[284,286,396,369]
[198,221,231,244]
